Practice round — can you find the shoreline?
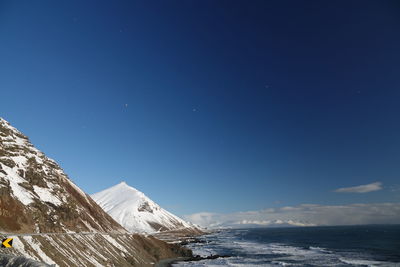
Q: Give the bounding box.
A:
[154,231,231,267]
[153,229,208,267]
[154,257,192,267]
[155,254,231,267]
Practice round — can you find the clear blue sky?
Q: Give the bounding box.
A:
[1,1,399,215]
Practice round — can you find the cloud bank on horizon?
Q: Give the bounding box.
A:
[334,182,382,193]
[184,202,400,228]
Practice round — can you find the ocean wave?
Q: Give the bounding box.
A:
[339,258,399,266]
[175,229,400,267]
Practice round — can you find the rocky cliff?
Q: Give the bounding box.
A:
[0,118,192,266]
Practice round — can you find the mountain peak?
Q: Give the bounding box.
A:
[0,117,22,135]
[109,181,142,194]
[0,117,14,128]
[115,181,128,187]
[92,183,197,233]
[117,181,132,188]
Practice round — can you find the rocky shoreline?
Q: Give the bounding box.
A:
[155,234,230,267]
[155,254,230,267]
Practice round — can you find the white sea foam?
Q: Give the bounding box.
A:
[175,231,399,267]
[339,258,399,266]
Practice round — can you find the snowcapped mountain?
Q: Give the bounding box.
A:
[0,117,192,265]
[0,117,125,233]
[92,182,198,233]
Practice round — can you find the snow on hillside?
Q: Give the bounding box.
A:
[0,117,125,233]
[91,182,195,233]
[0,118,193,265]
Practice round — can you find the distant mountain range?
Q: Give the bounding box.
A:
[91,181,200,234]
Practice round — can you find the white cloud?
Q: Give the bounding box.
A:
[334,182,382,193]
[184,202,400,228]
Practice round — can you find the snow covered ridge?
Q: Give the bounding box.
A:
[91,182,201,234]
[0,117,124,233]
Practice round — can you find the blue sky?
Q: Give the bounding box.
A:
[1,1,399,216]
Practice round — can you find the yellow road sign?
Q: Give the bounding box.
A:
[2,238,13,248]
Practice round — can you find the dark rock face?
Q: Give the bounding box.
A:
[0,190,31,231]
[138,201,154,213]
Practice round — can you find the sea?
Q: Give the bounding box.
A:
[173,225,400,266]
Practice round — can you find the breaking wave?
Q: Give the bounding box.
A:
[173,226,400,266]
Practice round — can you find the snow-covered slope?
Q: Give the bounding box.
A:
[0,117,125,233]
[0,118,193,265]
[92,182,197,233]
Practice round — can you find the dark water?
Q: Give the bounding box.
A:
[174,225,400,266]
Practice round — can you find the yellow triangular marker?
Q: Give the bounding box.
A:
[2,238,13,248]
